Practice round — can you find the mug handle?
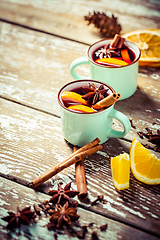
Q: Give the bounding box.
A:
[107,109,131,138]
[70,56,90,80]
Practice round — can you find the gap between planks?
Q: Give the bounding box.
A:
[0,18,90,46]
[0,18,159,237]
[0,96,61,119]
[0,96,132,143]
[0,172,160,239]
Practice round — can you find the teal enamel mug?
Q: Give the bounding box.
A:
[58,80,131,147]
[70,39,141,100]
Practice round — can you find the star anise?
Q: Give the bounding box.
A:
[48,182,79,205]
[95,44,120,59]
[2,206,35,229]
[82,83,109,105]
[48,201,79,229]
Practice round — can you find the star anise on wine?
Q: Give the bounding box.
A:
[95,44,120,59]
[48,201,79,229]
[48,182,79,205]
[2,206,35,229]
[82,83,109,105]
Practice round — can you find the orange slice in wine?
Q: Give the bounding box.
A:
[61,91,89,106]
[68,105,95,113]
[95,58,128,67]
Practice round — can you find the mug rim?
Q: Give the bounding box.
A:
[87,38,141,68]
[58,79,116,114]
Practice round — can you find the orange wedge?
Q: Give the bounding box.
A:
[122,29,160,67]
[121,49,131,64]
[95,58,128,67]
[130,138,160,185]
[61,91,88,106]
[111,153,130,190]
[68,105,95,113]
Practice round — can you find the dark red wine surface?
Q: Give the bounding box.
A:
[61,85,109,110]
[92,44,136,65]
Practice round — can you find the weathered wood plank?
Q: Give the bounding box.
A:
[0,21,88,116]
[0,98,160,237]
[0,0,160,238]
[0,0,160,45]
[1,177,159,240]
[0,22,160,128]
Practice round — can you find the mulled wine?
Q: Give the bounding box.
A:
[92,43,136,67]
[60,83,111,113]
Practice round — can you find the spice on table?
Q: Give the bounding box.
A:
[43,200,49,205]
[74,146,88,202]
[91,231,99,240]
[48,201,79,229]
[137,131,144,139]
[100,223,108,231]
[137,127,160,152]
[91,195,105,206]
[145,127,153,136]
[30,138,103,188]
[69,224,88,239]
[48,182,79,205]
[33,204,41,216]
[38,202,52,215]
[148,135,160,145]
[80,225,88,239]
[129,119,136,129]
[54,233,58,240]
[2,206,35,229]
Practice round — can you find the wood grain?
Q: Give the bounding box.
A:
[0,21,160,127]
[0,0,160,238]
[1,177,159,240]
[0,98,160,237]
[0,21,88,116]
[0,0,160,44]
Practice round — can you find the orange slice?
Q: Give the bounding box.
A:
[61,91,88,106]
[68,105,95,113]
[111,153,130,190]
[95,58,128,67]
[121,49,131,64]
[122,29,160,67]
[130,138,160,185]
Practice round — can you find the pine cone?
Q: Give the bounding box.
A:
[84,11,122,38]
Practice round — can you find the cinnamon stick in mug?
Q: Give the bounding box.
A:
[31,142,102,188]
[93,92,121,110]
[110,34,125,49]
[74,146,88,202]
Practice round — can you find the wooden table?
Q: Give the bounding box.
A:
[0,0,160,239]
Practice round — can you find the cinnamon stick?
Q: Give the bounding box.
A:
[74,146,88,202]
[110,34,121,48]
[117,37,125,49]
[56,137,101,167]
[30,142,102,188]
[110,34,125,49]
[93,92,121,110]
